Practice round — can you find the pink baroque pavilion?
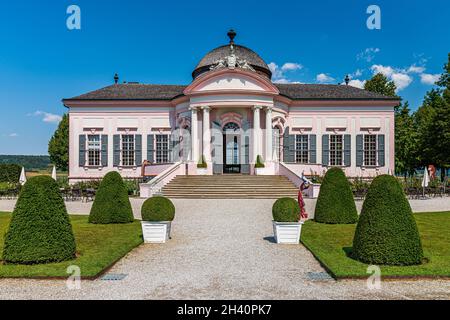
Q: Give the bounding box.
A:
[63,30,399,191]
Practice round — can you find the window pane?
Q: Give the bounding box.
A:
[87,135,101,166]
[363,135,377,166]
[330,135,343,166]
[156,135,169,163]
[295,135,309,163]
[122,135,135,166]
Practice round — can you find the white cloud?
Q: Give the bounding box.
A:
[30,111,62,124]
[9,133,18,137]
[352,69,363,77]
[347,79,366,89]
[316,73,335,83]
[370,64,413,92]
[407,65,426,74]
[420,73,440,85]
[357,48,380,62]
[281,62,302,71]
[269,61,302,83]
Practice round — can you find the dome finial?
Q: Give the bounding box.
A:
[227,29,236,44]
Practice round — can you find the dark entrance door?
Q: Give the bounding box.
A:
[222,122,241,174]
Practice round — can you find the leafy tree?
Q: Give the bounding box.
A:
[394,102,418,176]
[413,53,450,178]
[48,114,69,171]
[364,73,397,97]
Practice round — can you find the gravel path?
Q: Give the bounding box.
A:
[1,196,449,218]
[0,199,449,300]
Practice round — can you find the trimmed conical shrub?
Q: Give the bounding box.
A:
[314,167,358,224]
[352,175,423,265]
[89,171,134,224]
[3,175,76,264]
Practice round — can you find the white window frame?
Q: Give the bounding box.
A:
[87,134,101,167]
[295,134,309,164]
[155,134,170,164]
[329,134,344,166]
[121,134,135,167]
[363,134,377,167]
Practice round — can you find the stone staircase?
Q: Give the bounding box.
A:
[161,175,298,199]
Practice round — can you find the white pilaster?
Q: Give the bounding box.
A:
[252,105,262,162]
[202,106,211,161]
[265,106,273,161]
[190,106,199,162]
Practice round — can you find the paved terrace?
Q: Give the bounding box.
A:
[0,198,449,299]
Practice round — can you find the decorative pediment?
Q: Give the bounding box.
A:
[184,68,279,96]
[209,44,256,72]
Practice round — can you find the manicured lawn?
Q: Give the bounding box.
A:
[0,212,143,278]
[301,211,450,279]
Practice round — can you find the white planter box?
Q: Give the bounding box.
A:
[273,221,303,244]
[306,183,321,198]
[197,168,208,175]
[255,167,266,175]
[141,221,172,243]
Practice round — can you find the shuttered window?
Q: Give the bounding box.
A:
[363,135,377,166]
[295,135,309,163]
[87,135,101,166]
[329,135,344,166]
[155,134,170,163]
[121,135,135,166]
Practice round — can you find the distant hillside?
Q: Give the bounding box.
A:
[0,155,51,170]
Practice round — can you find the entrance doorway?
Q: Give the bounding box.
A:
[222,122,241,174]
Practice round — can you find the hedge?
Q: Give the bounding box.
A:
[272,197,300,222]
[352,175,423,265]
[88,172,134,224]
[141,196,175,221]
[2,175,76,264]
[314,167,358,224]
[0,164,21,183]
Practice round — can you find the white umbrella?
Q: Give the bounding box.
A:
[421,166,430,197]
[51,165,57,181]
[19,167,27,186]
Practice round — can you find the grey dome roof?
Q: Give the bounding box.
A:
[192,44,272,79]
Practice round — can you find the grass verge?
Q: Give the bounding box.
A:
[0,212,142,278]
[301,211,450,279]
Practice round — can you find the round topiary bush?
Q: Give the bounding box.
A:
[141,196,175,221]
[314,167,358,224]
[89,171,134,224]
[352,175,423,265]
[272,197,300,222]
[2,175,76,264]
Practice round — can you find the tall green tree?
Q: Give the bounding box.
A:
[394,102,418,176]
[48,114,69,171]
[414,54,450,177]
[364,73,398,97]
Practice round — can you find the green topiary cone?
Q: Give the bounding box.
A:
[352,175,423,265]
[314,167,358,224]
[89,171,134,224]
[3,175,76,264]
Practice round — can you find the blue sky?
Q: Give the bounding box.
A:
[1,0,449,155]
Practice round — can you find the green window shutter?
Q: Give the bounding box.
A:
[113,135,120,167]
[344,134,351,166]
[135,134,142,166]
[79,135,86,167]
[356,134,363,167]
[147,134,155,163]
[283,127,290,162]
[322,134,329,166]
[309,134,316,164]
[101,135,108,167]
[378,134,385,167]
